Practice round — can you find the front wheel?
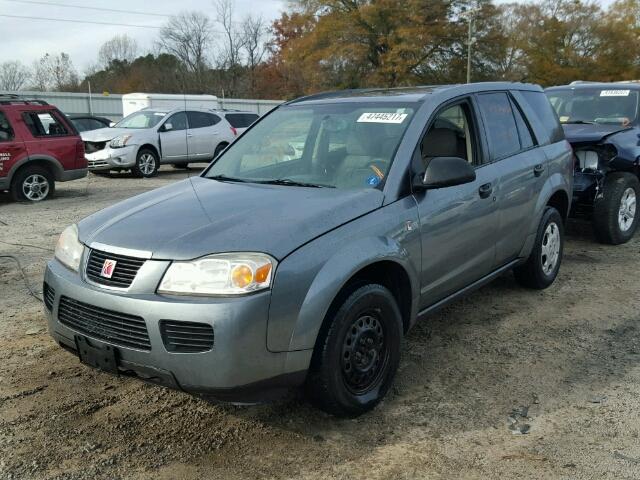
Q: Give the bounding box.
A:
[593,172,639,245]
[514,206,564,289]
[305,284,402,417]
[131,149,159,178]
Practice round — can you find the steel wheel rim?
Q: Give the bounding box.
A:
[139,154,156,175]
[541,221,560,275]
[22,174,49,201]
[341,311,387,395]
[618,187,636,232]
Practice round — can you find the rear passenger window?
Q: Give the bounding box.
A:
[0,111,14,141]
[510,99,535,149]
[187,111,219,129]
[23,111,69,137]
[476,93,520,160]
[226,113,259,128]
[519,91,564,144]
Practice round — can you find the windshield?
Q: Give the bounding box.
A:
[114,110,167,129]
[546,88,640,126]
[205,102,416,189]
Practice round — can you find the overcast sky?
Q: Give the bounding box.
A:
[0,0,616,74]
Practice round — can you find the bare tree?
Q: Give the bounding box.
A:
[214,0,247,95]
[158,11,214,88]
[98,34,139,67]
[241,15,267,95]
[31,53,79,91]
[0,61,30,91]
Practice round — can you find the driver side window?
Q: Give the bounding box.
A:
[419,103,476,170]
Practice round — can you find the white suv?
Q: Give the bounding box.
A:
[81,108,259,177]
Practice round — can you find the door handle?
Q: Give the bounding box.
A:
[533,164,545,177]
[479,182,493,199]
[187,134,194,138]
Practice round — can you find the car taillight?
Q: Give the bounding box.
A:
[230,126,238,136]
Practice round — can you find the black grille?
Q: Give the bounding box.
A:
[43,282,55,311]
[86,249,145,288]
[58,296,151,350]
[160,320,214,353]
[84,141,107,154]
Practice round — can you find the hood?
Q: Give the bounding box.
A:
[562,123,632,144]
[78,177,384,261]
[81,127,132,142]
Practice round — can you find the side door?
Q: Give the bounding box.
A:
[414,99,501,308]
[186,111,219,159]
[0,110,27,182]
[158,112,188,161]
[475,92,547,267]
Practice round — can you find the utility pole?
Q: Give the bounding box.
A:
[464,8,479,84]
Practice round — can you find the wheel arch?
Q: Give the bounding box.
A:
[8,156,63,182]
[138,143,159,160]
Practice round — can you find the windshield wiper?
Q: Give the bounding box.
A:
[208,174,253,183]
[255,178,335,188]
[562,120,596,125]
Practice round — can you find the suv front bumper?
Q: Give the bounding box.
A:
[44,258,310,403]
[86,145,137,171]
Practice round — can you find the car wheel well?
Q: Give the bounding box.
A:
[138,144,159,159]
[13,159,56,180]
[324,261,412,336]
[547,190,569,223]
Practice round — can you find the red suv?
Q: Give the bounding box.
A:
[0,95,87,202]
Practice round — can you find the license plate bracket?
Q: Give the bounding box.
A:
[74,335,118,374]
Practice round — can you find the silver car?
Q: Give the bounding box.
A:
[81,108,259,177]
[45,83,572,416]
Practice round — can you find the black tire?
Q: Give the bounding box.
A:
[10,165,55,202]
[514,206,564,290]
[213,142,228,160]
[172,163,189,169]
[592,172,640,245]
[305,284,402,417]
[131,148,159,178]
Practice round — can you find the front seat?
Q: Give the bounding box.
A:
[334,124,387,189]
[420,127,463,162]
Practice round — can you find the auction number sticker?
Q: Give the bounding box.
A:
[600,90,630,97]
[357,112,408,124]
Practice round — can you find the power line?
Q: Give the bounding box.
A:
[0,13,162,29]
[2,0,172,17]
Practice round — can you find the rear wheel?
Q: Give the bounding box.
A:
[305,284,402,417]
[132,148,159,178]
[593,172,639,245]
[213,142,228,160]
[10,165,54,202]
[514,207,563,289]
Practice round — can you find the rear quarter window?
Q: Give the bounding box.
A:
[519,91,564,144]
[225,113,259,128]
[23,110,72,137]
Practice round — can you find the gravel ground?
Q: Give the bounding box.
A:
[1,167,639,479]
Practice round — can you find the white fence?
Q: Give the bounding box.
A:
[0,91,283,119]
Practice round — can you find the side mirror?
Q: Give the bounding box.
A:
[414,156,476,190]
[162,122,173,132]
[109,121,116,127]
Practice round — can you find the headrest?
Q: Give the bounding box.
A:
[421,128,459,158]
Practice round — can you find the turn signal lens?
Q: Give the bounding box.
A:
[231,265,253,288]
[255,263,272,283]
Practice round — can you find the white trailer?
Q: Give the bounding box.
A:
[121,93,219,117]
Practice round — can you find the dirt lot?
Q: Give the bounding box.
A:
[1,168,639,480]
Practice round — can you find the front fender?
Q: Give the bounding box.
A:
[267,197,421,353]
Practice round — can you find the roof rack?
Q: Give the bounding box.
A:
[0,94,49,106]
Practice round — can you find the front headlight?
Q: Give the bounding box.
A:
[158,253,276,296]
[54,224,83,272]
[109,134,132,148]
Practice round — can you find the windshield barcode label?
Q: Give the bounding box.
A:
[600,90,630,97]
[357,112,408,124]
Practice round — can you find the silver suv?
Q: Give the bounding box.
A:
[81,108,259,177]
